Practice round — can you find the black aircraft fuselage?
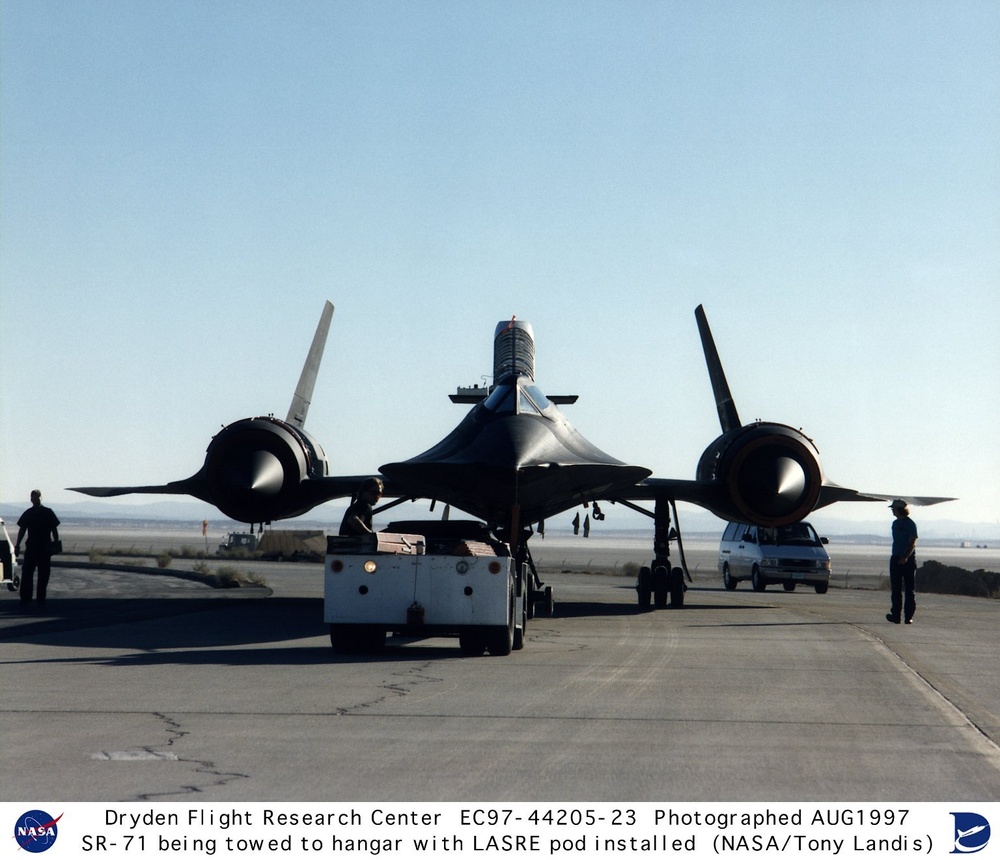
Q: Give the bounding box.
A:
[380,322,651,531]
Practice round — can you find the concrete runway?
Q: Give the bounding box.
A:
[2,550,998,802]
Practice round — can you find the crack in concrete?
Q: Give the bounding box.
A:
[128,712,251,801]
[333,661,446,715]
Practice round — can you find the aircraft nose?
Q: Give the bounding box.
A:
[222,449,285,496]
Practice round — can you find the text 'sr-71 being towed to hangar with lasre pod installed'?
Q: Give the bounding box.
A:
[71,301,953,617]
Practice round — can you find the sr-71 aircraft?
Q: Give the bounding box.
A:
[71,301,952,610]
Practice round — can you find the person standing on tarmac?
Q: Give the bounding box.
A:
[14,490,60,609]
[886,499,918,625]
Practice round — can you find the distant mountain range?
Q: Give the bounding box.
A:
[2,498,997,544]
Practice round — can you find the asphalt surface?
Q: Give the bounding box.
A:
[2,558,998,802]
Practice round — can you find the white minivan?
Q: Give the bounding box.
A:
[718,521,831,594]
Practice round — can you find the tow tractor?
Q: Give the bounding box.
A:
[324,521,527,656]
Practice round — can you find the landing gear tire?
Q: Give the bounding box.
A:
[653,565,669,608]
[751,566,767,592]
[539,585,555,618]
[723,564,737,591]
[669,567,685,608]
[637,566,652,609]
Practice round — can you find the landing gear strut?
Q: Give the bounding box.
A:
[623,495,690,609]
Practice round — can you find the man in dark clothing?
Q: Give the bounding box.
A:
[339,478,383,536]
[886,499,918,625]
[14,490,60,608]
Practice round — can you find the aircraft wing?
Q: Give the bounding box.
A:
[69,478,210,500]
[815,483,956,509]
[610,477,954,515]
[70,473,415,522]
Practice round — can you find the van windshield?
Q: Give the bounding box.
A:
[757,523,822,547]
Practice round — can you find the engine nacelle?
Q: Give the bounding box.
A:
[202,416,329,523]
[697,422,823,527]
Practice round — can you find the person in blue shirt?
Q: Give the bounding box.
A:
[14,490,60,609]
[886,499,918,624]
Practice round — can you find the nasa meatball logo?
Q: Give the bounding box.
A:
[14,810,62,853]
[952,812,991,854]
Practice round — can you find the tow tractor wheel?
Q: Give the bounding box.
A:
[459,633,486,656]
[485,580,516,656]
[330,624,385,654]
[513,589,526,651]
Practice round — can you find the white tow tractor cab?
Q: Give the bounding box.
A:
[1,517,18,592]
[718,521,831,594]
[324,525,526,656]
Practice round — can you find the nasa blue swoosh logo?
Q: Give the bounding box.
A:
[952,812,991,854]
[14,810,62,853]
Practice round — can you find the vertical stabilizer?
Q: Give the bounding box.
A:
[286,300,335,429]
[695,304,742,434]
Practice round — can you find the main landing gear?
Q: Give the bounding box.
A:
[636,563,686,609]
[619,496,691,610]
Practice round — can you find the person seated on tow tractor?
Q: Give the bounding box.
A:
[339,478,383,535]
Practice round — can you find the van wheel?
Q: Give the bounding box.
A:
[814,582,829,594]
[751,566,767,592]
[723,564,737,591]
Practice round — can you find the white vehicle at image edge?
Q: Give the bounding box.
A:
[1,517,18,592]
[718,521,831,594]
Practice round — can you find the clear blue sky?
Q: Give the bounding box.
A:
[2,1,997,531]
